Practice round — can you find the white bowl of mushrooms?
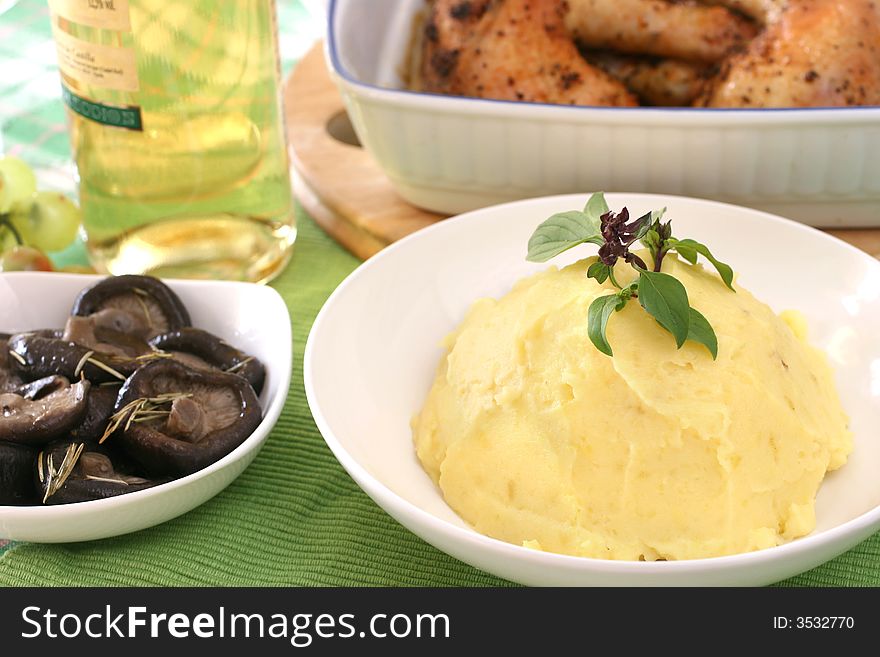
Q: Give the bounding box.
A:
[0,273,291,543]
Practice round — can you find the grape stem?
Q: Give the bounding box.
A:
[0,213,23,245]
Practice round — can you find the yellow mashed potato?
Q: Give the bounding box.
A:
[412,254,852,561]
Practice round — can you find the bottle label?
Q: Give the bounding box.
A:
[51,22,139,92]
[61,85,143,131]
[48,0,132,31]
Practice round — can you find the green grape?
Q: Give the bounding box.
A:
[0,224,19,253]
[10,191,81,253]
[0,156,37,214]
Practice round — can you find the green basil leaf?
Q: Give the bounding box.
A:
[641,228,660,252]
[587,261,610,284]
[584,192,610,221]
[687,307,718,359]
[633,212,653,241]
[675,243,698,264]
[638,270,691,348]
[672,238,735,290]
[588,293,626,357]
[651,207,667,223]
[526,210,604,262]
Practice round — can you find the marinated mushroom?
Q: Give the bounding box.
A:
[150,328,266,395]
[15,375,69,400]
[0,441,37,505]
[112,360,262,476]
[0,337,23,393]
[0,329,71,392]
[0,377,89,445]
[36,440,159,504]
[69,383,120,443]
[8,333,139,384]
[62,311,153,359]
[71,275,191,339]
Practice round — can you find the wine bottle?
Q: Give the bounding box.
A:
[49,0,296,282]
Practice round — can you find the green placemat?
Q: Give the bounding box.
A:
[1,0,878,587]
[0,207,877,587]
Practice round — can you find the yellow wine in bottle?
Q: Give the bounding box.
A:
[49,0,295,282]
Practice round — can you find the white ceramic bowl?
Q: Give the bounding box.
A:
[327,0,880,227]
[0,273,292,543]
[305,193,880,586]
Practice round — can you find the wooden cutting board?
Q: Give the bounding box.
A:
[283,42,880,260]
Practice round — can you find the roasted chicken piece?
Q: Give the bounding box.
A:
[698,0,880,107]
[701,0,785,24]
[584,51,710,106]
[565,0,757,63]
[420,0,637,106]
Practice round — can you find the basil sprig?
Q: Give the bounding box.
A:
[526,196,607,262]
[527,193,734,359]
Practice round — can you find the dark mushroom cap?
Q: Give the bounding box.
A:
[71,275,191,339]
[69,383,121,443]
[114,360,262,477]
[0,378,89,446]
[62,313,152,359]
[0,341,23,393]
[36,440,159,505]
[149,328,266,396]
[0,441,37,505]
[15,375,69,400]
[8,333,139,384]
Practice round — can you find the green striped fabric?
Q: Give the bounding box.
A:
[1,0,878,586]
[1,208,878,586]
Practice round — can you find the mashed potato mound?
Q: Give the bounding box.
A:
[412,255,852,561]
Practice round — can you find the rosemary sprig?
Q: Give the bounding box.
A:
[99,392,193,444]
[84,474,129,486]
[7,349,26,366]
[133,292,154,329]
[41,442,85,503]
[135,350,174,363]
[226,356,254,374]
[86,356,126,381]
[73,349,95,378]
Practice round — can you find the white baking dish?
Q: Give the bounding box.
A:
[326,0,880,227]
